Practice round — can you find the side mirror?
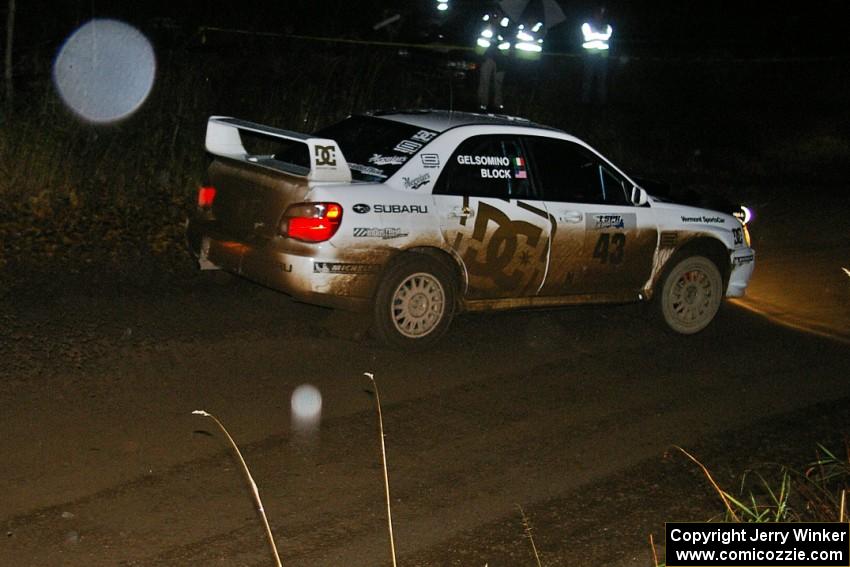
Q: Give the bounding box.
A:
[631,186,648,206]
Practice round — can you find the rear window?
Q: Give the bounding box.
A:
[278,116,439,182]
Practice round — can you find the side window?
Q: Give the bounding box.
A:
[526,137,629,205]
[599,165,629,205]
[434,136,532,199]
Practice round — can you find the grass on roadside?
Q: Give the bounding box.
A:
[650,441,850,566]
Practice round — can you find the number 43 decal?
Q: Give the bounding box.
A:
[593,233,626,264]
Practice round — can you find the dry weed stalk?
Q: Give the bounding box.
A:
[675,445,741,522]
[517,505,542,567]
[649,533,661,567]
[364,372,398,567]
[193,410,282,567]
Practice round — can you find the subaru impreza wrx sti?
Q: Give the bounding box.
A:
[187,110,755,348]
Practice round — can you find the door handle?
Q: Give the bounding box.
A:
[558,211,583,223]
[449,206,475,219]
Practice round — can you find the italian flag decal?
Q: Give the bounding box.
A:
[515,156,527,178]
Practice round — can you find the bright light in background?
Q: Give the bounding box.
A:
[437,1,449,11]
[291,384,322,432]
[516,42,543,52]
[53,19,156,123]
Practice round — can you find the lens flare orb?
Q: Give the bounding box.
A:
[53,19,156,123]
[290,384,323,430]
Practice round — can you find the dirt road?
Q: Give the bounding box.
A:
[1,269,848,566]
[1,193,848,566]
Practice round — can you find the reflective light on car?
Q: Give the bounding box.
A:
[197,186,216,209]
[291,384,322,434]
[280,202,343,243]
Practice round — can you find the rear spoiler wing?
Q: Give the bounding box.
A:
[205,116,352,183]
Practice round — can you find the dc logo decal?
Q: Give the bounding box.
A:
[315,145,337,167]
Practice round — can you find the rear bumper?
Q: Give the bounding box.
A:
[187,222,379,312]
[726,248,755,297]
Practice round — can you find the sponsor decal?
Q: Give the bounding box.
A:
[353,227,410,239]
[373,204,429,214]
[314,262,380,274]
[480,168,512,179]
[402,173,431,190]
[592,214,625,230]
[457,155,511,167]
[349,163,388,178]
[681,215,726,224]
[314,145,337,167]
[392,129,437,155]
[394,140,424,155]
[587,213,636,231]
[368,154,408,166]
[410,129,438,143]
[352,203,371,214]
[734,254,755,265]
[420,154,441,168]
[457,202,546,290]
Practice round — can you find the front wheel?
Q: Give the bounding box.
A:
[372,255,456,350]
[657,255,723,335]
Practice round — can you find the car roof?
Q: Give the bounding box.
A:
[365,109,563,134]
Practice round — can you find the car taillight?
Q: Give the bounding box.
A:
[198,186,216,209]
[280,202,343,243]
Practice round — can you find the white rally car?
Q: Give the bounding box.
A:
[187,110,755,348]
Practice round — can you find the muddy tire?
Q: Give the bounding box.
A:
[656,255,723,335]
[372,255,456,350]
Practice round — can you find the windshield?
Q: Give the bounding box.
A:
[278,116,438,182]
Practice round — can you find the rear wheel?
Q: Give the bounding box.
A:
[657,255,723,334]
[372,255,456,350]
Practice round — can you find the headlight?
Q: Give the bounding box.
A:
[733,205,753,225]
